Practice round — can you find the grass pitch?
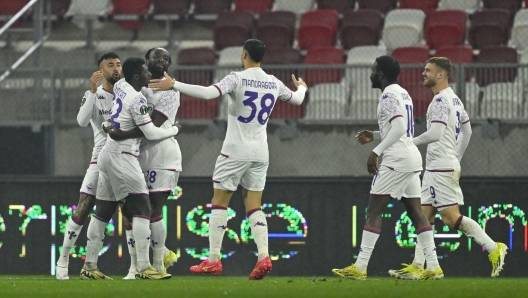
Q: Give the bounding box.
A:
[1,276,527,298]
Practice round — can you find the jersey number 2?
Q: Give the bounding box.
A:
[237,91,275,125]
[111,97,123,128]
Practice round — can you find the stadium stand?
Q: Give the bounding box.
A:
[303,46,345,86]
[297,9,340,50]
[476,46,518,87]
[399,0,439,15]
[512,9,528,50]
[0,0,28,26]
[357,0,397,15]
[178,94,220,119]
[151,0,190,16]
[340,9,384,50]
[51,0,71,17]
[469,9,512,49]
[481,82,523,118]
[273,0,315,14]
[256,11,296,50]
[305,83,349,120]
[111,0,149,32]
[213,11,255,50]
[425,10,466,49]
[482,0,523,14]
[382,9,426,50]
[193,0,231,21]
[316,0,356,13]
[234,0,273,14]
[175,47,216,86]
[438,0,481,13]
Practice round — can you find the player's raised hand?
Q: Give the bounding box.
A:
[367,152,379,175]
[356,130,373,144]
[149,71,176,91]
[90,71,104,93]
[291,74,307,89]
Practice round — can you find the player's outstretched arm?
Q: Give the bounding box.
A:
[149,72,219,100]
[77,71,104,127]
[413,122,446,146]
[281,74,307,105]
[456,121,472,162]
[138,122,179,141]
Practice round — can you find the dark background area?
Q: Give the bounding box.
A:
[0,176,526,277]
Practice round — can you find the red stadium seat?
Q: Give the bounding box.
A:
[357,0,397,15]
[0,0,28,26]
[297,10,340,50]
[178,94,219,119]
[151,0,190,15]
[392,46,431,117]
[425,10,466,49]
[193,0,231,25]
[112,0,149,31]
[234,0,273,14]
[303,46,345,86]
[316,0,356,13]
[399,0,439,15]
[262,48,303,83]
[340,9,384,49]
[214,11,255,50]
[175,47,216,85]
[469,9,512,50]
[256,11,296,50]
[435,45,473,81]
[476,46,518,86]
[483,0,523,14]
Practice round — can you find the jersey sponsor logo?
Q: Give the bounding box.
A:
[99,109,112,115]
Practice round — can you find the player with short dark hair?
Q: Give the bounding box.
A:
[149,39,307,280]
[55,52,121,280]
[388,57,507,279]
[332,56,443,280]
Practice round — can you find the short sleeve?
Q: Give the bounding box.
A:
[130,94,152,126]
[214,72,239,96]
[277,79,293,101]
[379,92,402,122]
[153,90,179,119]
[460,109,470,124]
[429,97,450,125]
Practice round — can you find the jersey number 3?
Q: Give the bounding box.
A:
[237,91,275,125]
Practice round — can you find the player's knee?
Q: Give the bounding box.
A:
[366,207,383,218]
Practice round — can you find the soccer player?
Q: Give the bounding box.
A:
[55,52,121,280]
[332,56,443,280]
[148,39,307,280]
[388,57,507,279]
[80,57,179,280]
[110,48,180,279]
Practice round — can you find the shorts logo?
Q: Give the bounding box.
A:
[140,105,149,115]
[86,183,94,190]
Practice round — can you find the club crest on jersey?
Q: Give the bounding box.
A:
[140,105,149,115]
[86,183,94,190]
